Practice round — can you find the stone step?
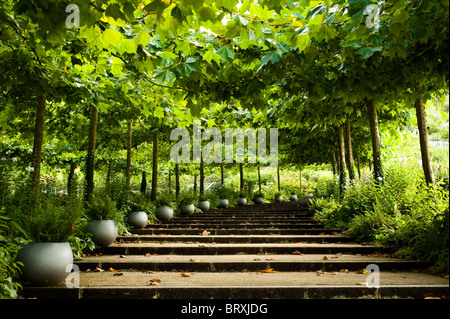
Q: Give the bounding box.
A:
[75,254,432,272]
[117,234,352,244]
[20,271,449,299]
[163,218,318,223]
[131,228,340,235]
[94,243,388,255]
[144,223,324,229]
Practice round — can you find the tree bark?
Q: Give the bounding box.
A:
[140,171,147,194]
[277,165,281,192]
[331,151,337,175]
[125,119,132,189]
[85,104,98,203]
[221,162,224,185]
[199,154,204,195]
[415,85,435,185]
[367,99,383,183]
[356,154,362,179]
[31,95,46,195]
[151,132,158,201]
[175,163,180,199]
[337,124,347,197]
[258,165,261,193]
[239,163,244,192]
[67,159,76,194]
[344,120,356,182]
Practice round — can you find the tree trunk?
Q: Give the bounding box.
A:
[331,151,337,175]
[125,119,132,189]
[337,125,347,196]
[367,99,383,183]
[356,154,362,179]
[239,163,244,192]
[193,174,197,193]
[258,165,261,193]
[344,120,356,182]
[106,160,112,184]
[67,159,76,194]
[168,169,172,194]
[415,85,435,185]
[31,95,46,196]
[85,104,98,203]
[175,163,180,199]
[221,162,224,185]
[199,154,204,195]
[151,132,158,201]
[140,171,147,194]
[277,165,281,192]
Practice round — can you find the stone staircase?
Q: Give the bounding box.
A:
[20,199,449,299]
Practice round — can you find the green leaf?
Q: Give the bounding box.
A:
[356,46,383,59]
[120,39,137,54]
[154,106,165,118]
[259,51,282,68]
[160,51,179,60]
[203,50,224,65]
[153,68,176,83]
[217,46,235,60]
[102,28,124,51]
[293,33,311,53]
[135,30,151,47]
[111,57,123,77]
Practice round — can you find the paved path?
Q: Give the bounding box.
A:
[20,199,449,299]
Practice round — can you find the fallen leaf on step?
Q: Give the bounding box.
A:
[356,282,368,286]
[180,273,192,277]
[190,259,200,262]
[356,269,368,274]
[258,268,278,273]
[254,258,261,261]
[316,270,322,276]
[109,267,117,272]
[323,256,329,260]
[94,267,104,272]
[150,278,161,283]
[340,269,349,273]
[330,272,338,275]
[266,258,277,261]
[292,251,304,255]
[119,255,126,258]
[149,281,160,286]
[201,230,211,236]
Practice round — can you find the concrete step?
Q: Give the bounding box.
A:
[75,254,433,272]
[163,218,319,223]
[20,271,449,299]
[117,234,352,244]
[131,228,342,235]
[144,223,324,229]
[94,243,389,255]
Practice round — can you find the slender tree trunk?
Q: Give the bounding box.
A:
[356,154,362,179]
[258,165,261,193]
[31,95,46,196]
[125,119,132,189]
[367,99,383,183]
[415,84,435,185]
[277,165,281,192]
[67,159,76,194]
[151,132,158,201]
[85,104,98,203]
[106,160,112,184]
[239,163,244,192]
[331,151,337,175]
[344,120,356,182]
[337,125,347,197]
[221,162,224,185]
[299,168,302,192]
[193,174,197,193]
[168,169,172,194]
[175,163,180,199]
[140,171,147,194]
[199,154,204,195]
